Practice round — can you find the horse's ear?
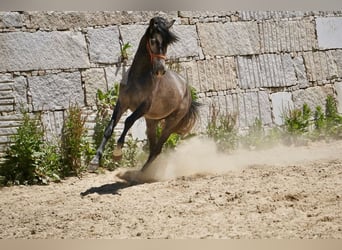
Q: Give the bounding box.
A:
[167,20,176,29]
[149,17,156,26]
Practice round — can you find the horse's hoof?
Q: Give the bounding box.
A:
[88,159,99,172]
[113,148,123,161]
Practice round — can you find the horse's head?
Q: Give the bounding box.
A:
[146,17,178,77]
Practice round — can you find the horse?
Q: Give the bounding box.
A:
[89,16,200,172]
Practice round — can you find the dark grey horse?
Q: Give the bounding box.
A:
[89,16,199,172]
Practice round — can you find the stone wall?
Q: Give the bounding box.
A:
[1,11,342,156]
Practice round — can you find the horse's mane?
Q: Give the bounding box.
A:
[146,17,179,45]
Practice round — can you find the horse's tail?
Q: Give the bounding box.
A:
[176,96,201,135]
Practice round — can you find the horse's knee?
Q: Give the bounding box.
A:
[104,125,114,139]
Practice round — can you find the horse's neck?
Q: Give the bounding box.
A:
[129,36,152,80]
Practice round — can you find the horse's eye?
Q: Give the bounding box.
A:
[150,38,156,45]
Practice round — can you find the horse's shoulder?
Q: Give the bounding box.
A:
[166,70,186,83]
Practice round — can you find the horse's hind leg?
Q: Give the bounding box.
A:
[145,119,159,153]
[141,116,181,172]
[89,102,124,171]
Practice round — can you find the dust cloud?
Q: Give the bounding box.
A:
[117,137,342,183]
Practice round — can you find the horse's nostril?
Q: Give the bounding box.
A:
[155,70,165,77]
[153,66,166,77]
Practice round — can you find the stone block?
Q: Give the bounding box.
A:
[0,73,13,82]
[0,98,14,112]
[303,51,339,82]
[0,31,89,72]
[28,72,84,111]
[334,82,342,113]
[226,94,239,117]
[259,19,317,52]
[26,11,118,30]
[0,114,23,126]
[292,86,334,112]
[0,12,23,28]
[208,91,272,129]
[293,56,310,88]
[13,76,28,110]
[195,96,212,132]
[0,82,12,93]
[0,75,27,112]
[26,11,177,30]
[82,68,107,107]
[87,26,121,64]
[238,91,272,128]
[237,54,297,89]
[238,11,306,21]
[119,25,147,62]
[257,91,273,126]
[0,114,23,152]
[316,17,342,49]
[179,11,233,18]
[176,58,237,93]
[271,92,294,125]
[168,25,202,59]
[211,95,228,117]
[197,22,260,56]
[334,50,342,77]
[105,66,126,87]
[41,110,65,141]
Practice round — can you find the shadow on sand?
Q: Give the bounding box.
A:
[80,181,137,196]
[80,169,157,197]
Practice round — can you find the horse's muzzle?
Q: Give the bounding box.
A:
[152,59,166,77]
[154,69,166,78]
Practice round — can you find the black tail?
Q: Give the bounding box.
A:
[176,99,201,135]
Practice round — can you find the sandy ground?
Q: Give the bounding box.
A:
[0,138,341,239]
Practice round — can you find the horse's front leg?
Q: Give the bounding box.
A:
[113,102,149,160]
[89,102,124,172]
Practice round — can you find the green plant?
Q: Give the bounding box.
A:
[190,86,199,102]
[120,42,132,63]
[96,85,119,114]
[93,85,120,170]
[206,108,238,153]
[0,110,44,185]
[94,84,120,147]
[93,114,117,170]
[121,136,142,168]
[314,105,325,131]
[155,122,181,150]
[282,96,342,143]
[33,143,63,184]
[325,95,339,121]
[61,104,91,176]
[203,96,342,153]
[324,95,342,138]
[284,103,311,136]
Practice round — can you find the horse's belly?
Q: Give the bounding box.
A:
[144,103,174,120]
